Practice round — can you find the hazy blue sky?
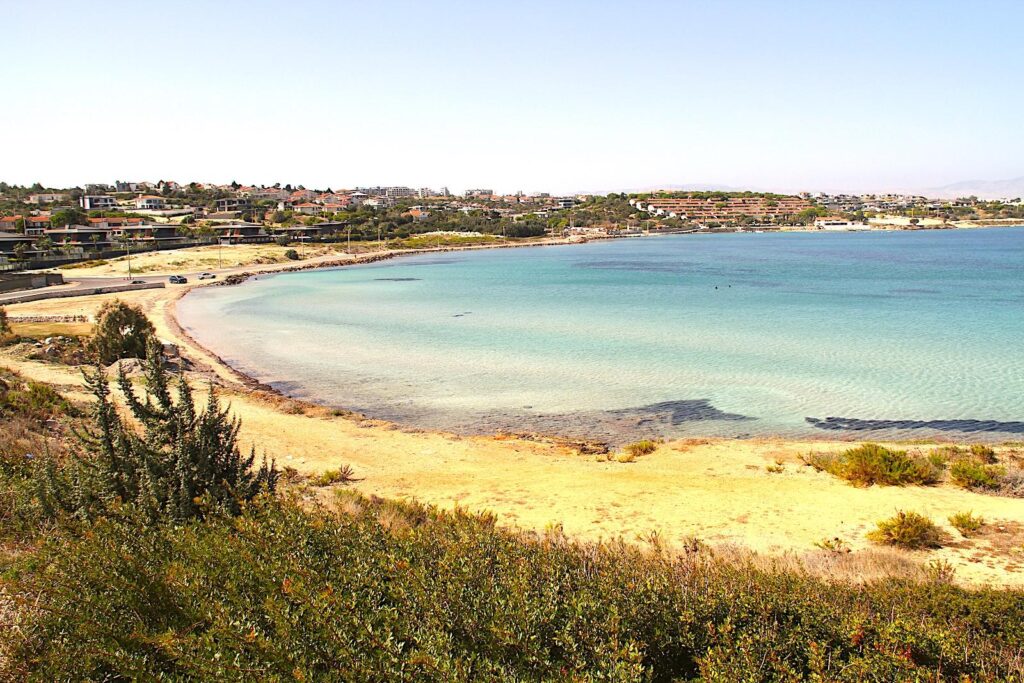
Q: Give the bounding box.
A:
[1,0,1021,193]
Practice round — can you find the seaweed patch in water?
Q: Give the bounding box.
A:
[807,416,1024,434]
[609,399,752,425]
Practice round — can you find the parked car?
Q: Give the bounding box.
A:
[168,275,188,284]
[198,272,216,280]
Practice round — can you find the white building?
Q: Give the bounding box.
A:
[80,195,119,211]
[134,195,166,210]
[814,217,870,231]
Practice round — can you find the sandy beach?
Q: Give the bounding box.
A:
[3,242,1024,587]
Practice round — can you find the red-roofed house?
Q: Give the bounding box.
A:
[0,216,23,231]
[88,216,145,229]
[292,202,323,216]
[24,215,51,235]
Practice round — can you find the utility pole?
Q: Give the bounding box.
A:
[123,236,133,280]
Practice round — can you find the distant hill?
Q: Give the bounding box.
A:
[577,183,758,196]
[921,176,1024,200]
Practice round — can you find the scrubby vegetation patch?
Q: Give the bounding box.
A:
[803,443,941,486]
[868,511,944,549]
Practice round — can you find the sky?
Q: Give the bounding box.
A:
[1,0,1022,195]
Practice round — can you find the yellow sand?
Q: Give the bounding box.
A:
[4,271,1023,587]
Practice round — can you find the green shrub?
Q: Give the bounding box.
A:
[948,511,984,536]
[6,496,1024,680]
[88,299,156,365]
[624,439,658,458]
[284,248,299,260]
[927,449,951,470]
[969,444,997,464]
[37,339,277,523]
[867,510,944,549]
[950,458,1005,490]
[0,307,9,336]
[0,376,71,422]
[804,444,940,487]
[311,465,356,486]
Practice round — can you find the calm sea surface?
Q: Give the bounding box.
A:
[177,229,1024,443]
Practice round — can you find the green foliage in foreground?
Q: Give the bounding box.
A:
[5,495,1024,681]
[804,443,942,487]
[38,339,277,523]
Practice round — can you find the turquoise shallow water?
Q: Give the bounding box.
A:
[178,229,1024,443]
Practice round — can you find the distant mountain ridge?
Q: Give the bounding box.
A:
[919,176,1024,200]
[574,177,1024,200]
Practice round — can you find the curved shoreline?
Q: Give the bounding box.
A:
[203,235,599,287]
[4,243,1024,587]
[171,251,1023,446]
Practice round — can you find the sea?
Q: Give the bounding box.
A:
[177,228,1024,443]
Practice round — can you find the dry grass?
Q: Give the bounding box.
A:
[8,322,94,338]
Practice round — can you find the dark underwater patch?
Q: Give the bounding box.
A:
[807,416,1024,434]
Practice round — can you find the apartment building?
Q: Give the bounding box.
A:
[80,195,120,211]
[636,196,811,222]
[214,197,252,213]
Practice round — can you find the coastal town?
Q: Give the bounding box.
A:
[1,180,1022,273]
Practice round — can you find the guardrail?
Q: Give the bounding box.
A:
[0,281,165,305]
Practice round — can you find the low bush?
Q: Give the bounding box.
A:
[804,443,940,487]
[950,458,1005,490]
[6,496,1024,680]
[948,511,985,536]
[311,465,356,486]
[867,510,944,549]
[624,439,658,458]
[970,444,998,464]
[997,469,1024,498]
[284,248,299,260]
[0,374,72,422]
[0,307,9,336]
